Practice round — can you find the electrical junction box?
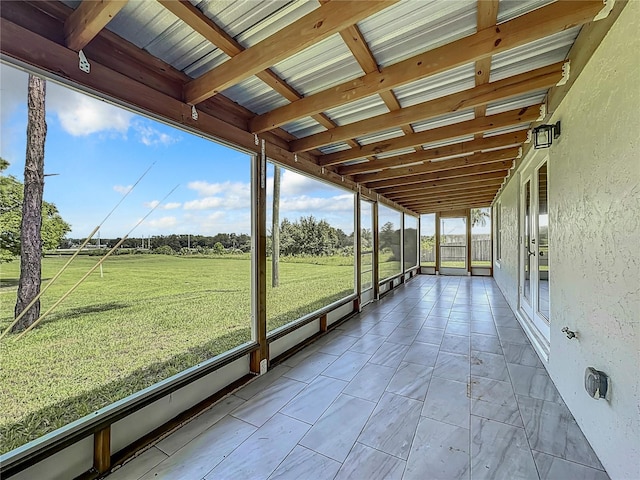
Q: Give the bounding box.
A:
[585,367,609,400]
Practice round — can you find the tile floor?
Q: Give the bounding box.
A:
[107,276,610,480]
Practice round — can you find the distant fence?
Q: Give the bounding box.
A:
[421,239,491,263]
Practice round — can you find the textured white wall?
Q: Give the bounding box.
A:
[494,3,640,478]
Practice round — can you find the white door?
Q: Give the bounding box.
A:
[519,158,551,349]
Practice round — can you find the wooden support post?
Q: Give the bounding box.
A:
[372,201,380,299]
[251,148,268,374]
[93,426,111,474]
[490,205,494,277]
[466,208,472,275]
[355,192,362,308]
[320,313,328,333]
[435,212,441,274]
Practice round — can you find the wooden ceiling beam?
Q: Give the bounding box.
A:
[337,131,526,175]
[64,0,127,51]
[249,0,605,133]
[157,0,353,150]
[387,179,503,201]
[416,201,493,214]
[319,104,541,166]
[366,160,513,190]
[356,146,519,184]
[291,62,562,153]
[399,189,501,206]
[473,0,500,139]
[407,192,496,206]
[183,1,398,105]
[404,195,496,210]
[374,170,509,195]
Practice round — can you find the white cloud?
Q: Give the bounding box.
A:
[47,86,133,136]
[143,200,182,210]
[280,194,354,213]
[113,184,133,195]
[187,180,250,197]
[184,180,251,211]
[163,202,182,210]
[146,216,178,229]
[133,121,180,147]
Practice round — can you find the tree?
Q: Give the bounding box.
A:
[271,165,281,287]
[14,75,47,332]
[471,208,490,227]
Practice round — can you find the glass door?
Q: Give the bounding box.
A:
[360,199,375,305]
[520,178,534,318]
[439,216,467,275]
[519,160,551,347]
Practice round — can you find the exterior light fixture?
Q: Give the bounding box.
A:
[533,121,561,149]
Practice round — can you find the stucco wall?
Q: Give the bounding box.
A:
[493,2,640,478]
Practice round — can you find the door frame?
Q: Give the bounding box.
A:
[517,150,551,360]
[437,209,470,276]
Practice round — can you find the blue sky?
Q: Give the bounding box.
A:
[0,62,357,238]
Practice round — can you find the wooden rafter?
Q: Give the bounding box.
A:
[319,104,542,166]
[374,170,509,195]
[355,147,519,185]
[365,160,513,190]
[473,0,500,139]
[399,189,502,206]
[337,131,526,176]
[387,179,504,201]
[183,0,398,105]
[249,0,604,133]
[157,0,356,151]
[291,62,562,153]
[64,0,127,51]
[406,193,497,208]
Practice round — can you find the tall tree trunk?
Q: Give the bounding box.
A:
[271,165,281,287]
[13,75,47,332]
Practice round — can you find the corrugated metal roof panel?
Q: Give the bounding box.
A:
[280,117,327,139]
[393,63,476,108]
[319,143,352,155]
[270,34,365,96]
[229,0,318,48]
[485,91,547,116]
[411,110,476,133]
[497,0,555,23]
[484,125,531,137]
[423,135,475,149]
[324,95,390,127]
[490,28,580,81]
[358,0,478,68]
[356,128,405,146]
[106,1,187,51]
[375,147,418,159]
[192,0,314,48]
[223,77,289,115]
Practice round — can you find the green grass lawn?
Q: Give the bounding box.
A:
[0,254,353,453]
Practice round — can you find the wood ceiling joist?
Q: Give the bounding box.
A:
[365,160,513,190]
[291,62,562,153]
[374,170,509,196]
[249,0,605,134]
[473,0,500,139]
[157,0,357,151]
[416,202,493,214]
[337,131,526,176]
[64,0,127,51]
[0,16,383,212]
[319,104,541,166]
[399,188,502,206]
[387,179,504,201]
[405,194,497,210]
[355,146,519,185]
[183,0,398,105]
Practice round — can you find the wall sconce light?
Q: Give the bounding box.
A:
[533,121,561,149]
